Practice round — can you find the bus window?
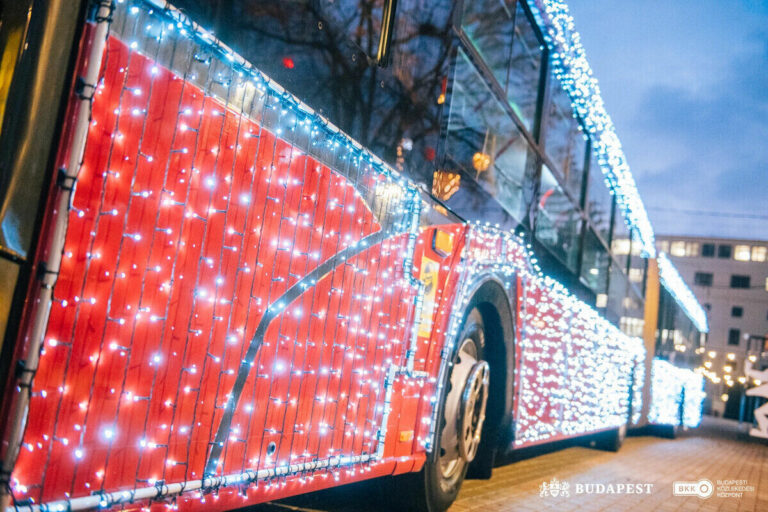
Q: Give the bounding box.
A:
[581,228,610,296]
[535,165,581,272]
[606,259,628,324]
[445,50,534,223]
[544,77,587,201]
[462,0,515,96]
[461,0,544,133]
[508,0,545,132]
[586,153,614,243]
[166,0,453,186]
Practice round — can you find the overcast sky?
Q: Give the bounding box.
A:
[567,0,768,241]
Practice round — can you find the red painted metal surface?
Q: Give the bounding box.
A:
[12,35,435,510]
[7,6,650,510]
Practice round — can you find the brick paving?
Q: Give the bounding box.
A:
[256,416,768,512]
[452,417,768,512]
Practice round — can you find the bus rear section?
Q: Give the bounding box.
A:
[0,1,706,511]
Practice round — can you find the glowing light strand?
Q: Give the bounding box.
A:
[649,358,705,428]
[529,0,656,258]
[657,252,709,333]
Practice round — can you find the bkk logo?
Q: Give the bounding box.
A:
[673,479,714,499]
[540,478,653,497]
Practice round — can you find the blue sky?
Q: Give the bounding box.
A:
[567,0,768,240]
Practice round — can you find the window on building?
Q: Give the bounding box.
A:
[730,275,750,289]
[612,237,631,256]
[701,243,715,257]
[694,272,713,287]
[657,240,669,254]
[628,267,644,283]
[728,328,741,346]
[670,241,686,257]
[734,245,751,262]
[731,306,743,318]
[718,244,732,259]
[752,246,767,262]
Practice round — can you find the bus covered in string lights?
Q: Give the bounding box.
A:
[0,1,708,511]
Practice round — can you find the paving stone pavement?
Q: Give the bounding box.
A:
[451,416,767,512]
[256,416,768,512]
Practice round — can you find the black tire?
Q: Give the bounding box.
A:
[389,308,488,512]
[656,423,678,439]
[593,424,627,452]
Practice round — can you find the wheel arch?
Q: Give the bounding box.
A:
[460,276,517,477]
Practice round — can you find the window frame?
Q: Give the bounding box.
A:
[727,328,741,346]
[730,274,751,289]
[694,272,713,287]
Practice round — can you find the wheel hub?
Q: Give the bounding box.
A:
[439,337,490,482]
[458,361,490,462]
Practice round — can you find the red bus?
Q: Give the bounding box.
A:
[0,1,707,511]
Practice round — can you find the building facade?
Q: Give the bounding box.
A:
[657,235,768,415]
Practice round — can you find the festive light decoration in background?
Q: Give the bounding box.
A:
[649,359,705,428]
[657,253,709,333]
[5,1,708,511]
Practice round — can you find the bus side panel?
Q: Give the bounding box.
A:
[406,223,468,473]
[10,32,430,510]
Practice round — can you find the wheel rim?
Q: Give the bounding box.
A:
[459,360,490,462]
[439,337,489,483]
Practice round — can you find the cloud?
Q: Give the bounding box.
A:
[568,0,768,239]
[627,29,768,238]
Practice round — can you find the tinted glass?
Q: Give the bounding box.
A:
[535,165,581,271]
[508,1,544,131]
[581,228,609,295]
[544,77,586,199]
[169,0,455,186]
[628,231,646,291]
[606,261,628,323]
[611,210,630,270]
[585,153,613,242]
[462,0,515,95]
[620,287,644,337]
[462,0,543,132]
[446,50,533,222]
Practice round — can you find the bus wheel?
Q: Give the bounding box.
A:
[392,308,490,512]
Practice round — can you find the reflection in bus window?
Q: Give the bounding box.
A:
[462,0,515,96]
[607,262,628,323]
[508,0,544,131]
[545,77,587,200]
[535,165,581,271]
[168,0,454,186]
[581,228,610,296]
[462,0,543,132]
[586,153,613,242]
[446,50,533,222]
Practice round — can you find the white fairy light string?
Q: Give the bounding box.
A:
[5,1,707,511]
